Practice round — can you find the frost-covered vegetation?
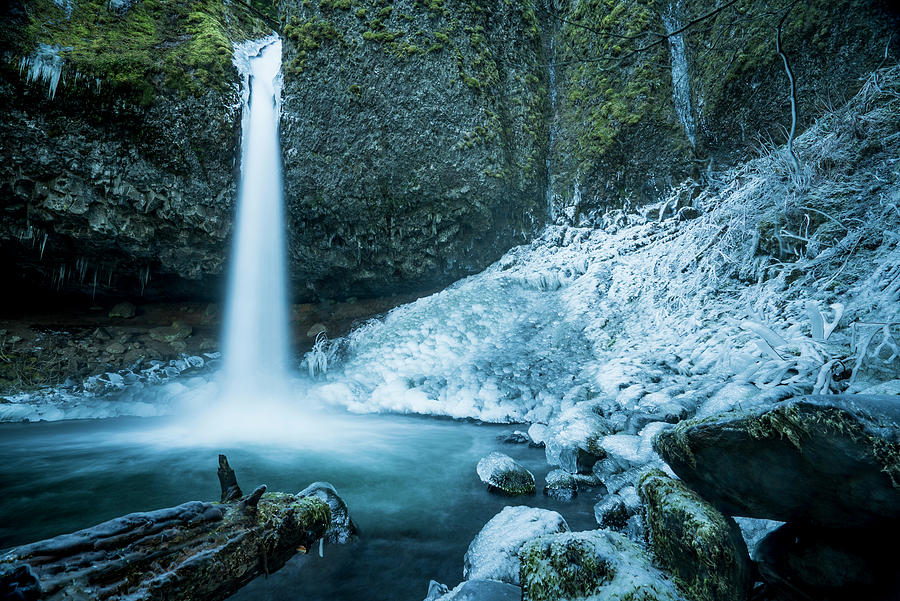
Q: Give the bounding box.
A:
[308,64,900,422]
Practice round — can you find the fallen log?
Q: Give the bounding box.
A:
[0,455,332,601]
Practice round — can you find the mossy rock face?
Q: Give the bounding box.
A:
[0,0,272,301]
[547,0,898,222]
[639,470,752,601]
[6,0,271,102]
[653,395,900,528]
[519,529,686,601]
[276,0,549,301]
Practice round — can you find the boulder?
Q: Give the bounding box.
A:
[653,395,900,528]
[544,402,614,473]
[476,452,535,496]
[148,321,193,344]
[464,506,569,585]
[519,529,686,601]
[594,486,641,532]
[297,481,358,544]
[639,470,752,601]
[498,430,530,444]
[108,302,136,319]
[755,522,900,601]
[543,469,577,502]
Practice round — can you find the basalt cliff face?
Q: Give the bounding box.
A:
[275,0,549,299]
[0,0,270,301]
[0,0,897,303]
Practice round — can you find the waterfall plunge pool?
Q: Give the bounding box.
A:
[0,409,599,601]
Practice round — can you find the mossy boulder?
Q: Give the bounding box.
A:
[653,394,900,528]
[639,470,752,601]
[464,506,569,585]
[519,529,686,601]
[476,451,535,496]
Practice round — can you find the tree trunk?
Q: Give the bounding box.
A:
[0,458,331,601]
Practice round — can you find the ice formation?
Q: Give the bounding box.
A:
[19,44,69,100]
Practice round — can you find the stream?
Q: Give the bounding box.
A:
[0,408,600,601]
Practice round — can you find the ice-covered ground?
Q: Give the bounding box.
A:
[305,66,900,423]
[2,67,898,425]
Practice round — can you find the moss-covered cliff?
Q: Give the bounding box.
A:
[0,0,269,301]
[547,0,899,223]
[0,0,897,303]
[275,0,549,299]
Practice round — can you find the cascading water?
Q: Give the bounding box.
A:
[222,36,290,400]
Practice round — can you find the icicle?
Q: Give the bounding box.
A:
[21,44,70,100]
[318,538,324,558]
[40,232,48,260]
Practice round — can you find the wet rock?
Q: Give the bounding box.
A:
[519,529,686,601]
[432,580,522,601]
[498,430,530,444]
[464,506,569,585]
[654,395,900,528]
[105,342,126,355]
[544,402,614,474]
[594,486,641,533]
[733,517,784,560]
[543,469,577,502]
[639,470,752,601]
[149,321,193,344]
[297,481,358,544]
[476,452,535,496]
[108,302,136,319]
[755,522,900,601]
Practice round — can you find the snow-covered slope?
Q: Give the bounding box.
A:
[307,65,900,423]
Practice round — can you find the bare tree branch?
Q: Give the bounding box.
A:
[776,0,802,174]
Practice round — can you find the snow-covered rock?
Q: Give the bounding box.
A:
[519,529,686,601]
[297,481,357,544]
[463,506,569,585]
[543,469,577,502]
[544,402,613,473]
[476,452,535,496]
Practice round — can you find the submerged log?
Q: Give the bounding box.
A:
[0,456,331,601]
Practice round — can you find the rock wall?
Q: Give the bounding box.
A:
[0,0,271,301]
[276,0,549,299]
[1,0,897,303]
[546,0,899,224]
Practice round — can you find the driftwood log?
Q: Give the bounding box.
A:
[0,455,331,601]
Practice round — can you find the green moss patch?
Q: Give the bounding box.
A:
[14,0,270,104]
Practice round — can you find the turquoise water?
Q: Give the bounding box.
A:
[0,410,599,600]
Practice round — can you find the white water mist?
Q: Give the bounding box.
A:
[222,36,290,400]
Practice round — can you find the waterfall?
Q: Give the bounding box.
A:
[662,2,696,147]
[222,36,290,399]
